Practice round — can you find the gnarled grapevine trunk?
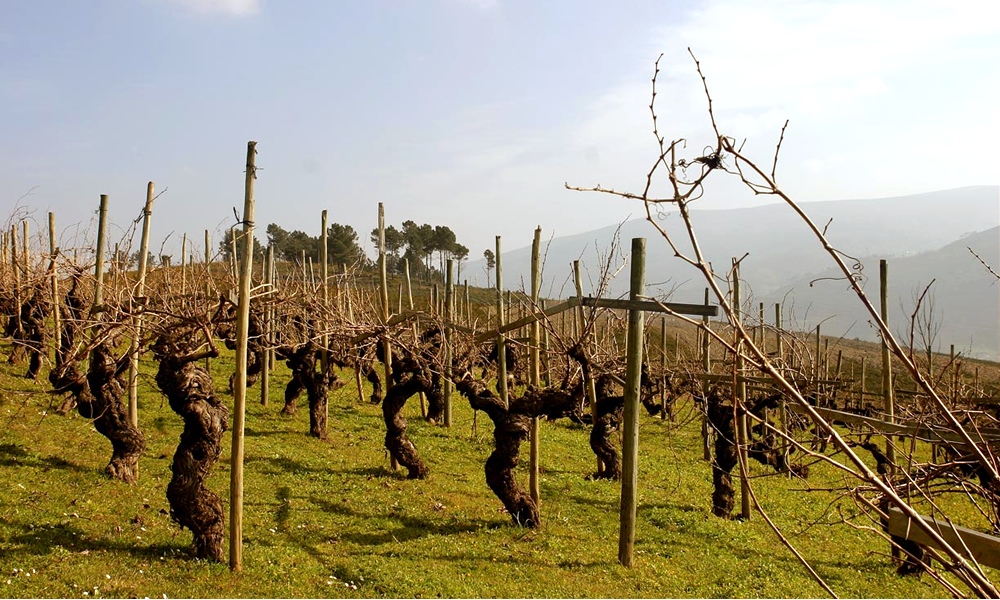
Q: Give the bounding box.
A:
[382,371,431,479]
[152,329,229,562]
[456,377,538,527]
[278,341,344,439]
[88,344,146,484]
[706,387,737,519]
[590,390,623,480]
[20,285,49,380]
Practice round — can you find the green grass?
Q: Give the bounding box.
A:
[0,339,971,598]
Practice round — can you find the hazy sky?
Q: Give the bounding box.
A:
[3,0,997,258]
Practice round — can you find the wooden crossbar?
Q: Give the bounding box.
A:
[786,404,1000,445]
[887,507,1000,570]
[580,296,719,317]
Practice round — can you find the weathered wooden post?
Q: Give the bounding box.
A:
[48,213,61,369]
[230,141,257,572]
[495,236,508,407]
[377,204,396,470]
[444,259,454,427]
[529,227,541,506]
[128,183,154,428]
[701,288,712,461]
[574,260,601,472]
[618,237,646,568]
[181,233,188,298]
[880,259,895,474]
[733,261,751,520]
[660,316,668,420]
[260,244,274,407]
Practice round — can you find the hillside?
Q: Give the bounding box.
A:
[763,226,1000,360]
[465,186,999,359]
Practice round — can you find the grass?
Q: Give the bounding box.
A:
[0,335,987,599]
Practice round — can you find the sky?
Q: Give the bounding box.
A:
[2,0,998,260]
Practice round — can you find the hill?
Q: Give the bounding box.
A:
[465,186,999,359]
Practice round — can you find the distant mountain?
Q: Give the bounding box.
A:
[762,227,999,360]
[464,186,999,359]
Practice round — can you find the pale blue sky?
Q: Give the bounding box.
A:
[3,0,997,258]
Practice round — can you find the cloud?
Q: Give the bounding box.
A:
[158,0,261,17]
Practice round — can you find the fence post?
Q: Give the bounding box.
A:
[47,213,61,371]
[444,259,454,427]
[618,237,646,567]
[701,288,712,461]
[230,140,257,572]
[575,260,601,472]
[128,183,154,427]
[495,236,508,407]
[733,261,751,520]
[880,259,895,475]
[529,227,542,505]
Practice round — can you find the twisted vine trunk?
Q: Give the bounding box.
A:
[707,388,737,519]
[21,285,49,380]
[382,372,431,479]
[153,332,229,562]
[87,344,146,484]
[278,342,344,439]
[456,377,538,527]
[590,393,623,480]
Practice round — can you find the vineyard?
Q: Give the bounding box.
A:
[3,43,1000,596]
[1,145,999,598]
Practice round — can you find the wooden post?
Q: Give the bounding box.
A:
[814,324,821,391]
[775,302,788,471]
[444,259,454,427]
[465,280,471,328]
[529,227,541,506]
[495,236,508,407]
[230,141,257,572]
[10,225,21,348]
[181,233,188,297]
[128,183,154,428]
[701,288,712,461]
[93,197,109,317]
[950,344,957,403]
[205,230,212,300]
[22,220,30,288]
[48,213,61,369]
[860,356,867,411]
[321,211,329,376]
[758,302,765,354]
[403,259,425,417]
[660,316,668,420]
[260,245,274,406]
[618,237,646,568]
[378,204,395,470]
[880,259,896,474]
[575,260,600,472]
[733,262,751,520]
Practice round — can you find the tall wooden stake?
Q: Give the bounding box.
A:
[128,183,154,428]
[733,261,751,520]
[378,204,395,470]
[701,288,712,461]
[260,245,274,406]
[230,141,257,572]
[529,227,541,506]
[48,213,61,369]
[880,259,896,474]
[618,237,646,568]
[495,236,508,407]
[575,260,600,472]
[444,259,454,427]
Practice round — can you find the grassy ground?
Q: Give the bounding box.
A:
[0,337,983,599]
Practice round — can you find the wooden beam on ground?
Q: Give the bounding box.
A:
[888,507,1000,570]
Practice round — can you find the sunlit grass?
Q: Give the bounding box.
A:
[0,336,973,598]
